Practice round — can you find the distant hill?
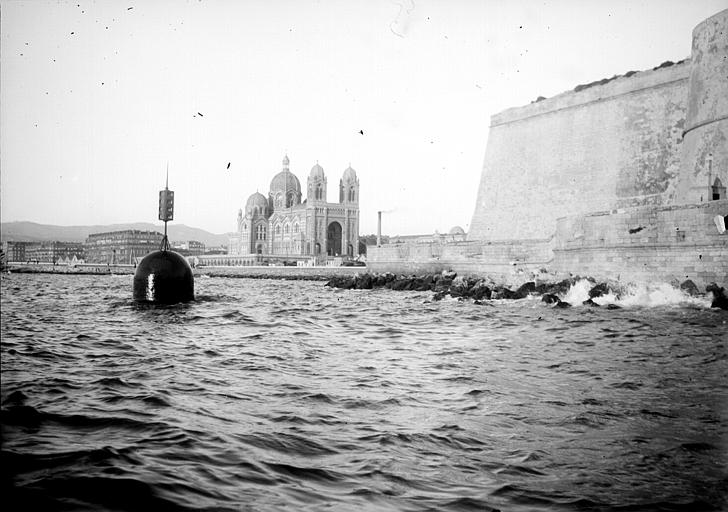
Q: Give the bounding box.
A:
[0,221,232,247]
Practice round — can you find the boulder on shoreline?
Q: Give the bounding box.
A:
[541,293,560,304]
[327,271,553,303]
[679,279,701,297]
[706,283,728,310]
[588,282,610,298]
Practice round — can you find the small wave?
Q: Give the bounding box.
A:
[2,390,28,405]
[302,393,336,404]
[263,462,343,483]
[581,397,604,406]
[12,475,199,511]
[639,408,676,419]
[236,432,338,456]
[93,377,136,388]
[494,464,546,476]
[440,496,501,511]
[140,394,172,407]
[679,441,716,452]
[21,349,77,361]
[610,381,643,390]
[2,404,169,432]
[220,310,256,322]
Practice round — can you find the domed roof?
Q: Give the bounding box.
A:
[449,226,465,235]
[310,162,325,179]
[270,169,301,194]
[246,192,268,210]
[342,165,357,181]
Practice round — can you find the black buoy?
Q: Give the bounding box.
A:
[133,250,194,303]
[133,169,194,304]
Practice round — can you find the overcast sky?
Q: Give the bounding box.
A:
[1,0,725,236]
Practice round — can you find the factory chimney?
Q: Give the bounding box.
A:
[377,211,382,247]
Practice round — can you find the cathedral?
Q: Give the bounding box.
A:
[228,156,360,260]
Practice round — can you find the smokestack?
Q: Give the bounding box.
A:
[377,211,382,247]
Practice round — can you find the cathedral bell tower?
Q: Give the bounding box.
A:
[340,165,359,204]
[308,162,327,203]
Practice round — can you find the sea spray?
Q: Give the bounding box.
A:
[615,282,711,308]
[561,279,712,308]
[562,279,593,305]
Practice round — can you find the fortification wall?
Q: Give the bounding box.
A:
[368,10,728,290]
[468,62,690,241]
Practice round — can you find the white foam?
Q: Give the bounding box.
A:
[562,279,592,305]
[562,279,711,308]
[614,282,710,308]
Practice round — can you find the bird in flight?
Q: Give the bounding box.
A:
[227,162,231,170]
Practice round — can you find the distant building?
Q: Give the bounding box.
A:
[26,241,85,263]
[204,245,227,255]
[171,240,205,256]
[389,226,467,245]
[228,155,360,262]
[85,230,163,264]
[2,241,84,263]
[2,241,40,262]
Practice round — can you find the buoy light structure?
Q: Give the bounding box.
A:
[133,170,195,303]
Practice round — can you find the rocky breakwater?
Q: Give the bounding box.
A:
[326,272,728,310]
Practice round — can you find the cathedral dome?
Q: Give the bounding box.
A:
[270,169,301,195]
[449,226,466,235]
[246,192,268,211]
[310,163,325,179]
[342,165,357,181]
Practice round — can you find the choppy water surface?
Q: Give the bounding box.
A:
[2,273,727,511]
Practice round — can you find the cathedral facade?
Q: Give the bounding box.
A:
[229,156,360,260]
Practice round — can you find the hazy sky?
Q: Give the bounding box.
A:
[1,0,725,236]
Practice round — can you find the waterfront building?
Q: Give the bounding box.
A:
[85,230,163,264]
[204,245,227,255]
[2,241,40,262]
[171,240,206,256]
[2,241,84,263]
[389,227,467,245]
[25,241,85,263]
[228,156,360,262]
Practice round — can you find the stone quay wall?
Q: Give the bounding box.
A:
[366,238,553,285]
[552,200,727,286]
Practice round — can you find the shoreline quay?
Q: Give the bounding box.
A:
[2,263,365,281]
[4,264,726,309]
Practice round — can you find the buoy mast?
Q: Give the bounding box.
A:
[158,166,174,252]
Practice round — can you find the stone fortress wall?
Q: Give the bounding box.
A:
[368,9,727,288]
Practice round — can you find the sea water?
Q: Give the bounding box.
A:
[1,273,727,511]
